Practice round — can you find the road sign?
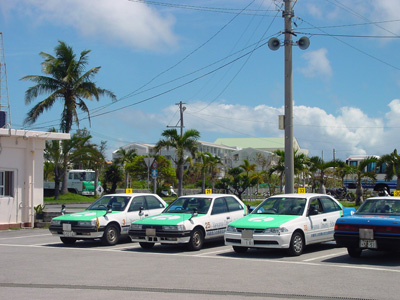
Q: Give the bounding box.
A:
[205,189,212,194]
[96,185,104,195]
[126,188,133,193]
[151,169,158,178]
[394,190,400,197]
[152,160,158,169]
[298,188,306,194]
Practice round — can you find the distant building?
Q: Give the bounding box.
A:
[113,137,307,176]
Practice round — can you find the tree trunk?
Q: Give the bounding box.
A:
[355,185,363,206]
[61,152,69,194]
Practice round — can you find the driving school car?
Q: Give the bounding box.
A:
[49,193,167,246]
[334,196,400,258]
[129,194,247,250]
[224,193,355,256]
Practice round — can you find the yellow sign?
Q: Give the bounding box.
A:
[394,190,400,197]
[298,188,306,194]
[126,188,133,193]
[205,189,212,194]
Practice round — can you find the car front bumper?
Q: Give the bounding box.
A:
[224,231,292,249]
[128,229,192,244]
[49,225,105,239]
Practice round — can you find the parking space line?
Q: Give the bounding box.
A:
[303,251,347,262]
[195,248,231,256]
[0,233,52,240]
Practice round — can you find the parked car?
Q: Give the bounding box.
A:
[49,193,167,245]
[224,193,355,256]
[129,194,247,251]
[334,196,400,258]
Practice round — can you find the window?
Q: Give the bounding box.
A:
[0,171,13,197]
[129,196,145,212]
[211,198,228,215]
[320,197,341,213]
[226,197,243,212]
[146,196,165,210]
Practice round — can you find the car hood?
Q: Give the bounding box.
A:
[228,214,300,229]
[133,213,203,225]
[336,214,400,226]
[52,210,118,221]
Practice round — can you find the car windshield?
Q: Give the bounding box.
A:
[164,197,212,214]
[252,197,306,216]
[87,196,130,212]
[356,199,400,215]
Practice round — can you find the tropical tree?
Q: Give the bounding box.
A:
[155,129,200,196]
[378,149,400,190]
[348,157,377,205]
[197,152,222,193]
[114,148,137,189]
[308,156,339,194]
[21,41,116,193]
[269,150,285,192]
[216,167,258,200]
[103,164,123,194]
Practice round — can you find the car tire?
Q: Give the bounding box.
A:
[187,228,204,251]
[101,224,120,246]
[233,246,248,253]
[139,242,155,249]
[347,247,362,258]
[287,231,304,256]
[60,237,76,245]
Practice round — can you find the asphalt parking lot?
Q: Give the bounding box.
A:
[1,229,400,300]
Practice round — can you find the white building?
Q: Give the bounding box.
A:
[0,128,69,229]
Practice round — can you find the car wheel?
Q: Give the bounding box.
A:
[233,246,248,253]
[187,228,204,251]
[347,247,362,258]
[139,242,155,249]
[101,224,120,246]
[287,231,304,256]
[60,237,76,245]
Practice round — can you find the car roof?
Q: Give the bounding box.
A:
[268,193,331,198]
[180,194,239,198]
[102,193,160,197]
[363,196,400,201]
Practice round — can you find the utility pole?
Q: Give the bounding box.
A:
[0,32,11,129]
[268,1,309,194]
[284,0,294,194]
[167,101,186,196]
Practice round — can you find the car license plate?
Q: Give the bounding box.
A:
[63,231,75,237]
[359,239,377,249]
[62,223,72,231]
[146,228,156,236]
[241,238,254,246]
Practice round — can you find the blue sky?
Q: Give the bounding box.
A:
[1,0,400,161]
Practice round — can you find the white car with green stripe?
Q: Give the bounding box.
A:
[224,193,355,256]
[49,193,167,246]
[129,194,247,250]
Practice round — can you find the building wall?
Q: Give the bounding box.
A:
[0,135,45,229]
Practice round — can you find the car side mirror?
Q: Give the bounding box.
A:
[189,208,198,221]
[139,206,144,216]
[104,204,112,216]
[61,204,66,215]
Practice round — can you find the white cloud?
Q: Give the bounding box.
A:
[299,48,332,79]
[10,0,178,51]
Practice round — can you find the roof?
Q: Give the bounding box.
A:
[214,137,286,149]
[0,128,70,140]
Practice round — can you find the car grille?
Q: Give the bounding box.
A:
[60,221,78,226]
[236,228,264,234]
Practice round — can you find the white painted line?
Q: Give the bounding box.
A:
[0,233,52,240]
[303,251,347,262]
[195,248,231,256]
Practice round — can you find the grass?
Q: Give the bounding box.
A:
[44,193,96,204]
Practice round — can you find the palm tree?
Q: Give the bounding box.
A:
[155,129,200,196]
[21,41,116,194]
[21,41,116,133]
[114,148,137,189]
[348,157,377,205]
[197,152,222,193]
[308,156,339,194]
[378,149,400,190]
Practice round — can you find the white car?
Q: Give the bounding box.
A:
[49,193,167,245]
[129,194,247,250]
[224,193,355,256]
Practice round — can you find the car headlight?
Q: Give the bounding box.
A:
[78,220,96,226]
[50,219,61,226]
[262,227,289,234]
[226,226,238,233]
[162,225,185,231]
[130,224,142,230]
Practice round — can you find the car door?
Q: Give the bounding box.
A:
[144,195,166,216]
[225,196,245,221]
[319,196,342,241]
[207,197,231,239]
[305,197,329,243]
[126,196,148,226]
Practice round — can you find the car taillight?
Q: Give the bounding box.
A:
[335,223,359,232]
[374,226,400,234]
